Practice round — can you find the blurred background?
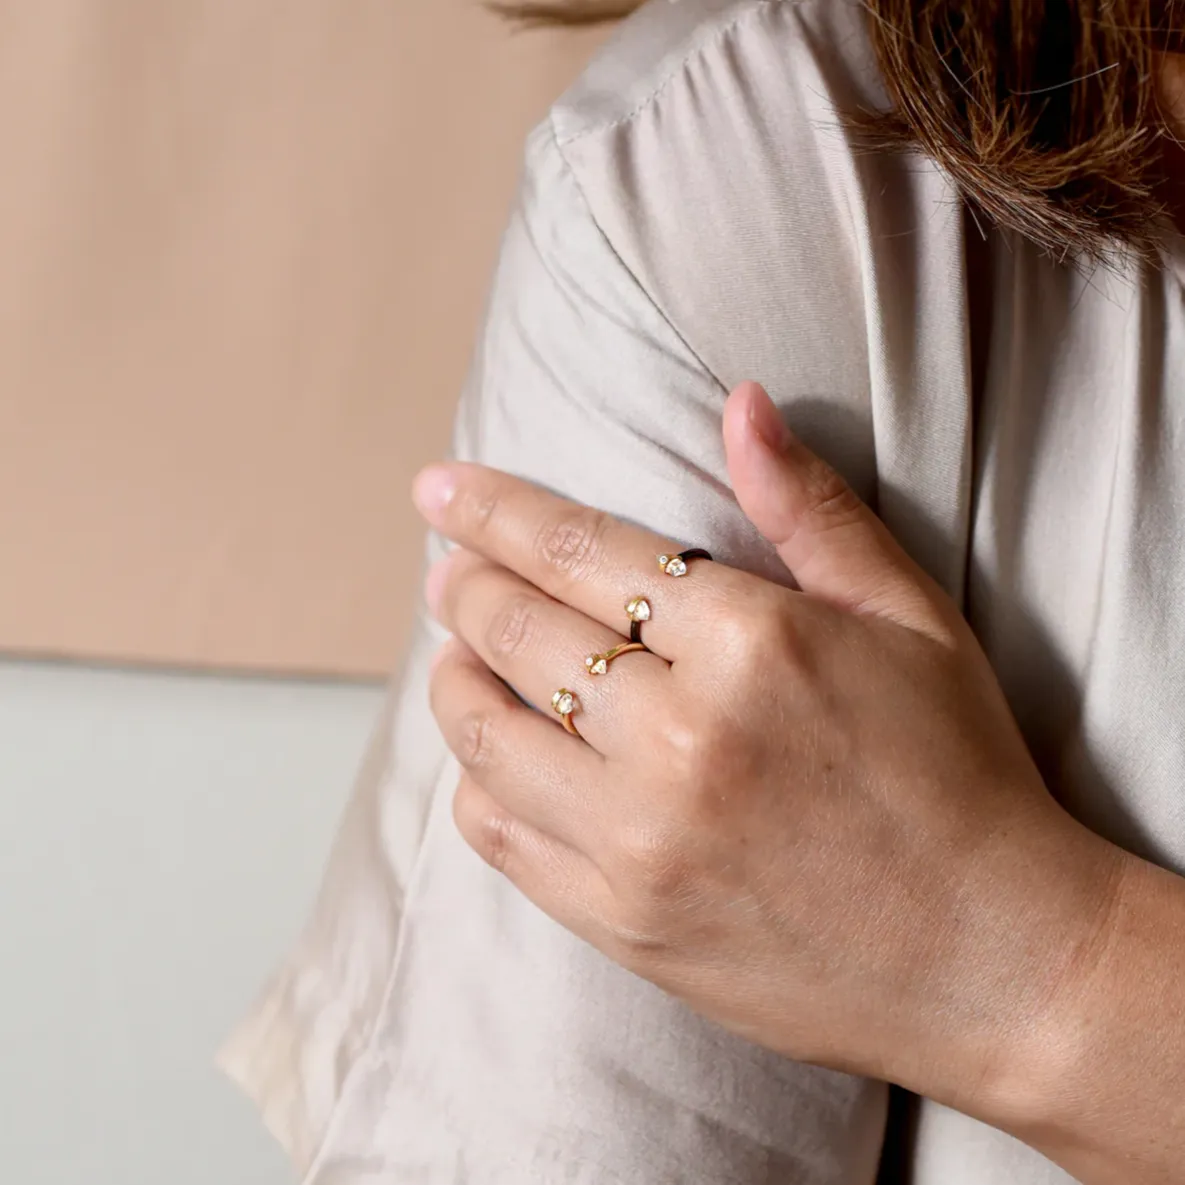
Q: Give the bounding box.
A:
[0,3,603,1182]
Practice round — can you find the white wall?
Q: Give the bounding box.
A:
[0,660,385,1185]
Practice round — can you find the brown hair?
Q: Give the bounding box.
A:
[498,0,1185,261]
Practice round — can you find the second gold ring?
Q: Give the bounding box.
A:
[585,640,647,676]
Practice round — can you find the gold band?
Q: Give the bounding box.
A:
[585,640,647,676]
[551,688,581,736]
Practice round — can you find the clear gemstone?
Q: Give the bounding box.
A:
[553,691,576,715]
[627,597,651,622]
[665,556,688,577]
[657,555,670,567]
[589,657,608,676]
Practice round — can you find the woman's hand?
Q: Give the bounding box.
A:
[414,382,1125,1135]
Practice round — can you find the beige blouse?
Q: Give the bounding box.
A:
[220,1,1185,1181]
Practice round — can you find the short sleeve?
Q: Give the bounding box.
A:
[219,118,888,1185]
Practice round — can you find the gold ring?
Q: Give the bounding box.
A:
[625,596,651,646]
[551,688,581,736]
[585,640,647,676]
[657,548,713,578]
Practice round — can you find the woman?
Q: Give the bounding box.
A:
[223,2,1185,1182]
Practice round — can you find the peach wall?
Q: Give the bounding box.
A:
[0,1,604,677]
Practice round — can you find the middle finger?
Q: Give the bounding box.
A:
[431,549,671,755]
[417,462,752,661]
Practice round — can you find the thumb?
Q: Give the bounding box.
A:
[723,381,946,633]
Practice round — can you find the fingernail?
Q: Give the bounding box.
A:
[424,555,452,615]
[413,465,456,522]
[748,388,793,454]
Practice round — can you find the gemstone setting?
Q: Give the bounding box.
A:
[626,597,652,623]
[552,689,578,716]
[585,655,609,676]
[659,553,688,577]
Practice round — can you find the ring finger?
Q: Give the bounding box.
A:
[429,548,669,754]
[432,639,609,850]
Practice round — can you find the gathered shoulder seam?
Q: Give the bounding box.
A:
[553,0,795,147]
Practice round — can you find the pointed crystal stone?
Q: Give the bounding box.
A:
[664,556,688,577]
[552,690,576,716]
[589,657,608,676]
[626,597,651,622]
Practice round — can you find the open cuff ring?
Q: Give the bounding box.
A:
[551,688,581,736]
[585,640,647,676]
[657,548,713,578]
[625,549,713,644]
[626,597,652,646]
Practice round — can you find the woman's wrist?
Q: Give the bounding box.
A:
[948,823,1185,1183]
[977,820,1126,1121]
[886,801,1129,1132]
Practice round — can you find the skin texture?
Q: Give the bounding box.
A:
[414,382,1185,1184]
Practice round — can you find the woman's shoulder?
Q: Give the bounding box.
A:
[528,0,940,412]
[551,0,884,149]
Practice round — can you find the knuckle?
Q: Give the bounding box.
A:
[604,909,670,959]
[654,707,706,774]
[456,709,497,769]
[715,589,800,676]
[616,821,693,905]
[533,508,610,583]
[486,595,539,660]
[716,605,773,670]
[803,465,864,527]
[764,603,807,667]
[479,812,514,873]
[650,702,734,787]
[455,794,514,873]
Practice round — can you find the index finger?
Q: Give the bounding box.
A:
[412,462,733,660]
